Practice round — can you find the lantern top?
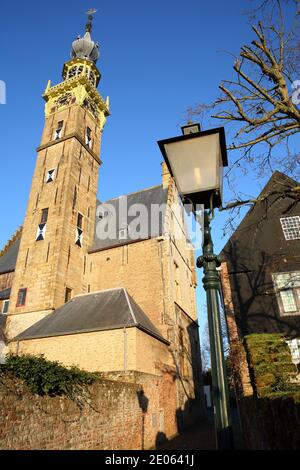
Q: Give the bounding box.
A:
[158,127,228,169]
[157,126,228,209]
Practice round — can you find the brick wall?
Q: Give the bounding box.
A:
[0,368,201,450]
[220,262,253,397]
[0,375,143,450]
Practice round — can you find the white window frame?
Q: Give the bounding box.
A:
[2,300,9,314]
[272,271,300,316]
[85,127,92,148]
[280,216,300,241]
[286,338,300,364]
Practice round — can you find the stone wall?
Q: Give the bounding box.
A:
[12,327,172,376]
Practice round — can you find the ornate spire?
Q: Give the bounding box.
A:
[71,9,100,64]
[85,8,97,33]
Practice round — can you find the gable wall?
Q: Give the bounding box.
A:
[221,175,300,337]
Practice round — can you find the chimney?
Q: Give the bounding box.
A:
[161,162,171,188]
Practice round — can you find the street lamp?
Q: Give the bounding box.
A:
[158,123,233,450]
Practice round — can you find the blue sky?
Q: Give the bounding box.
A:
[0,1,297,339]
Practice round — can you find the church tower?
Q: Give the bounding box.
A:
[6,11,109,338]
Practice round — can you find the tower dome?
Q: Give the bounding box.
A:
[71,32,100,63]
[71,8,100,64]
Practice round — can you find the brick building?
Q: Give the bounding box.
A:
[0,15,205,445]
[220,171,300,369]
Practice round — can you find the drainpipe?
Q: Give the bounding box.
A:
[123,327,127,371]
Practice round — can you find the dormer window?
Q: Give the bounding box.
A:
[54,121,64,140]
[75,212,83,247]
[280,216,300,240]
[85,127,92,148]
[46,169,56,183]
[36,208,48,241]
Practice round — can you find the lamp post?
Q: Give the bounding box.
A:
[158,123,233,450]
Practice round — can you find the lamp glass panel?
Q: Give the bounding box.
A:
[164,133,220,195]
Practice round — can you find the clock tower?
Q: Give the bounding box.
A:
[6,11,109,339]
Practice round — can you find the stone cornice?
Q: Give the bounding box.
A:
[36,133,102,165]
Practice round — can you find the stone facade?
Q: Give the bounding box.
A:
[0,20,205,447]
[6,101,106,339]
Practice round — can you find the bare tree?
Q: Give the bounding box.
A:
[188,0,300,181]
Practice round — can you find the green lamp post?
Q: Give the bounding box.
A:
[158,123,233,450]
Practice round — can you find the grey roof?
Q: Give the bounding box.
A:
[90,185,168,252]
[15,287,169,344]
[0,288,11,300]
[0,238,20,275]
[0,186,168,274]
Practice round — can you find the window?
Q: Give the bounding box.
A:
[280,216,300,240]
[65,287,73,303]
[41,208,49,225]
[36,208,49,241]
[77,213,83,230]
[286,338,300,365]
[17,288,27,307]
[68,66,77,79]
[46,169,56,183]
[2,300,9,314]
[54,121,64,140]
[89,71,96,86]
[85,127,92,148]
[273,272,300,316]
[75,213,83,247]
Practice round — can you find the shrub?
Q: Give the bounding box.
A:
[0,354,100,399]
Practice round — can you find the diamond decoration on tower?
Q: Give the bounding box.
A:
[54,121,64,140]
[75,228,83,247]
[36,224,46,241]
[46,169,56,183]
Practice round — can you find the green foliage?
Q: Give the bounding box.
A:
[270,375,292,393]
[244,333,298,397]
[0,354,100,398]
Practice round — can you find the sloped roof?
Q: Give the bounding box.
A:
[0,185,168,274]
[221,171,300,260]
[90,185,168,252]
[0,238,21,275]
[15,287,169,344]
